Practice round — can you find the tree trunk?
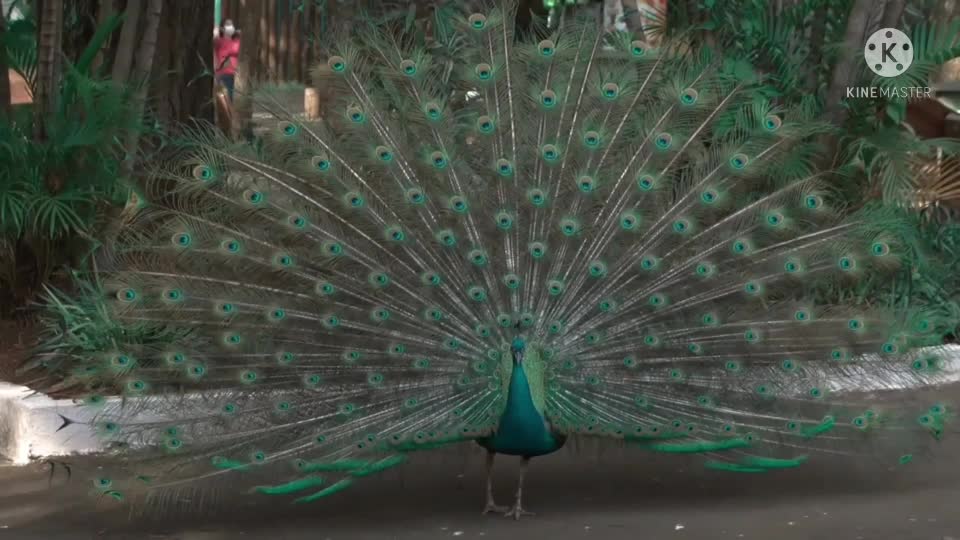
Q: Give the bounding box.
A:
[121,0,161,179]
[291,1,301,82]
[150,0,215,127]
[280,0,290,80]
[0,7,11,119]
[62,0,98,65]
[823,0,871,129]
[111,0,142,83]
[91,0,117,74]
[880,0,906,29]
[300,0,311,83]
[267,0,277,82]
[234,0,259,139]
[34,0,64,141]
[257,0,268,81]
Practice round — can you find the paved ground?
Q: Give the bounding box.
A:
[1,385,960,539]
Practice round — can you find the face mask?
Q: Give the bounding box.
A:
[223,24,235,37]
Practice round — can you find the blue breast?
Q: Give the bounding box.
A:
[478,363,564,457]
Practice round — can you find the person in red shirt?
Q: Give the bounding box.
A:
[214,19,240,101]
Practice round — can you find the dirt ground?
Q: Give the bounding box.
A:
[1,385,960,539]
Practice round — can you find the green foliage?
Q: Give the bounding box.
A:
[0,13,145,317]
[657,0,960,336]
[0,73,138,236]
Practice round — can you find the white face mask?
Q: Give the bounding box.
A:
[223,24,235,37]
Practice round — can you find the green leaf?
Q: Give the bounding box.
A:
[885,101,906,125]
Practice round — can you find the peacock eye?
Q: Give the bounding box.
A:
[171,232,191,247]
[468,13,487,29]
[312,156,331,171]
[193,165,215,180]
[654,133,672,149]
[871,242,890,256]
[328,56,346,72]
[430,151,448,169]
[118,288,137,302]
[540,90,557,107]
[601,82,620,99]
[244,190,264,204]
[637,174,655,191]
[538,39,556,56]
[475,63,493,80]
[763,114,782,131]
[406,188,425,204]
[583,130,601,148]
[620,210,639,229]
[578,175,596,192]
[542,144,559,161]
[730,153,749,169]
[437,230,456,246]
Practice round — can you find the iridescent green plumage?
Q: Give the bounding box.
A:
[27,0,954,519]
[479,337,566,457]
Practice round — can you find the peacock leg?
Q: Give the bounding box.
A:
[504,456,535,520]
[482,450,509,515]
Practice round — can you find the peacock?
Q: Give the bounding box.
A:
[27,0,956,521]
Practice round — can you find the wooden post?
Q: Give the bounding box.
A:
[304,87,319,119]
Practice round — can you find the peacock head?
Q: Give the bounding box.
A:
[511,336,526,363]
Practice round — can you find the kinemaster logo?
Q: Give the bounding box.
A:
[846,28,931,99]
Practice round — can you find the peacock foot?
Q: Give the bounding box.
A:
[482,501,510,515]
[503,504,535,520]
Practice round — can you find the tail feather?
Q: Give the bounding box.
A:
[24,0,955,507]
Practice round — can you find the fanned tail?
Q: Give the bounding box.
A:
[24,0,955,508]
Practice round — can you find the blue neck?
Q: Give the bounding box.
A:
[505,360,536,415]
[477,346,564,456]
